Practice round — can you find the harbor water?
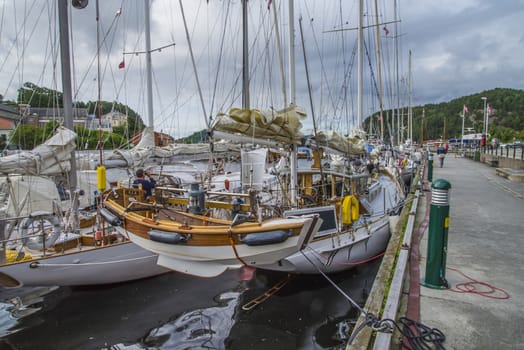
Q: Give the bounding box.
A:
[0,260,381,349]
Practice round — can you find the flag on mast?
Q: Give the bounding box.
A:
[118,60,125,69]
[487,104,492,115]
[463,105,468,113]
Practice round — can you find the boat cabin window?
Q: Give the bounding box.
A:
[284,205,338,237]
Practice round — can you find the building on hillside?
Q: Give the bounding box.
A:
[93,111,128,132]
[19,105,88,128]
[0,104,20,146]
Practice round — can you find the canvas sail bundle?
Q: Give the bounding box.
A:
[213,105,306,145]
[311,130,366,155]
[0,126,76,175]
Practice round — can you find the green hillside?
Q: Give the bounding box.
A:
[404,88,524,144]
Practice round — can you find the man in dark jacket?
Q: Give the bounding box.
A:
[133,168,156,198]
[436,146,447,168]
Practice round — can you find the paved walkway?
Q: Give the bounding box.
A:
[411,155,524,349]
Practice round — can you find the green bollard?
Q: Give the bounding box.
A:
[421,178,451,289]
[427,153,434,182]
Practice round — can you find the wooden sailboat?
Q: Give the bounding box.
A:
[103,0,405,277]
[0,0,168,288]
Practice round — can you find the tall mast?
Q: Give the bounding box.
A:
[288,0,296,106]
[58,0,77,190]
[144,0,154,127]
[394,0,400,146]
[408,50,412,147]
[357,0,363,128]
[242,0,250,109]
[288,0,297,207]
[373,0,384,140]
[421,108,425,146]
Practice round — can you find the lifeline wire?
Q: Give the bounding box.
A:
[300,248,366,315]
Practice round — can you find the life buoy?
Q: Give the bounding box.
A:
[19,211,61,250]
[342,195,359,225]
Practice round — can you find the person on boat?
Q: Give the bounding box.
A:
[133,168,156,199]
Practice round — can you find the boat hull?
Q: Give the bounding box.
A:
[0,242,168,288]
[121,216,321,278]
[257,217,391,274]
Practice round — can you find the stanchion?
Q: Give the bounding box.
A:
[427,153,434,182]
[421,178,451,289]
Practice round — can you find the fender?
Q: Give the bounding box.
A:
[100,207,122,226]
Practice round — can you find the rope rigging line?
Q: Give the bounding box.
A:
[29,254,158,268]
[301,241,446,349]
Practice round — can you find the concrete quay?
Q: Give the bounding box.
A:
[349,155,524,349]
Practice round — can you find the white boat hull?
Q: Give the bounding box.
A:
[123,217,321,278]
[0,242,168,288]
[257,217,390,274]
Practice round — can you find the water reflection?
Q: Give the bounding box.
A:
[0,260,380,349]
[0,286,60,337]
[111,290,243,350]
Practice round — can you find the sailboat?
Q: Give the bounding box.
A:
[0,0,168,288]
[103,106,322,277]
[102,0,404,277]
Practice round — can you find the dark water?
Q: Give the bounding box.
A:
[0,260,380,350]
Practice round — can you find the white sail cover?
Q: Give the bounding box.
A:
[241,148,268,190]
[104,126,155,168]
[312,130,366,155]
[213,105,306,144]
[2,172,103,218]
[0,126,76,175]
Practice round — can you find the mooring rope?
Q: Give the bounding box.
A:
[300,248,446,349]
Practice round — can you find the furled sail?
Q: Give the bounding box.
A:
[0,126,76,175]
[212,105,306,145]
[103,126,156,168]
[311,130,366,155]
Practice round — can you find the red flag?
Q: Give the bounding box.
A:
[383,26,389,36]
[463,104,468,113]
[118,60,125,69]
[377,114,382,121]
[487,104,492,115]
[267,0,272,10]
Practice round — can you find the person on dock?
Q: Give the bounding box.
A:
[436,146,447,168]
[133,168,156,199]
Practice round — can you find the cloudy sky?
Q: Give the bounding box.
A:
[0,0,522,139]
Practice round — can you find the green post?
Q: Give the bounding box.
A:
[421,178,451,289]
[427,152,434,182]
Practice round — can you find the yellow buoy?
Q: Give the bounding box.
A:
[342,195,359,225]
[97,165,107,192]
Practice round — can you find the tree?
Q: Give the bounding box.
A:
[9,124,40,149]
[17,82,63,108]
